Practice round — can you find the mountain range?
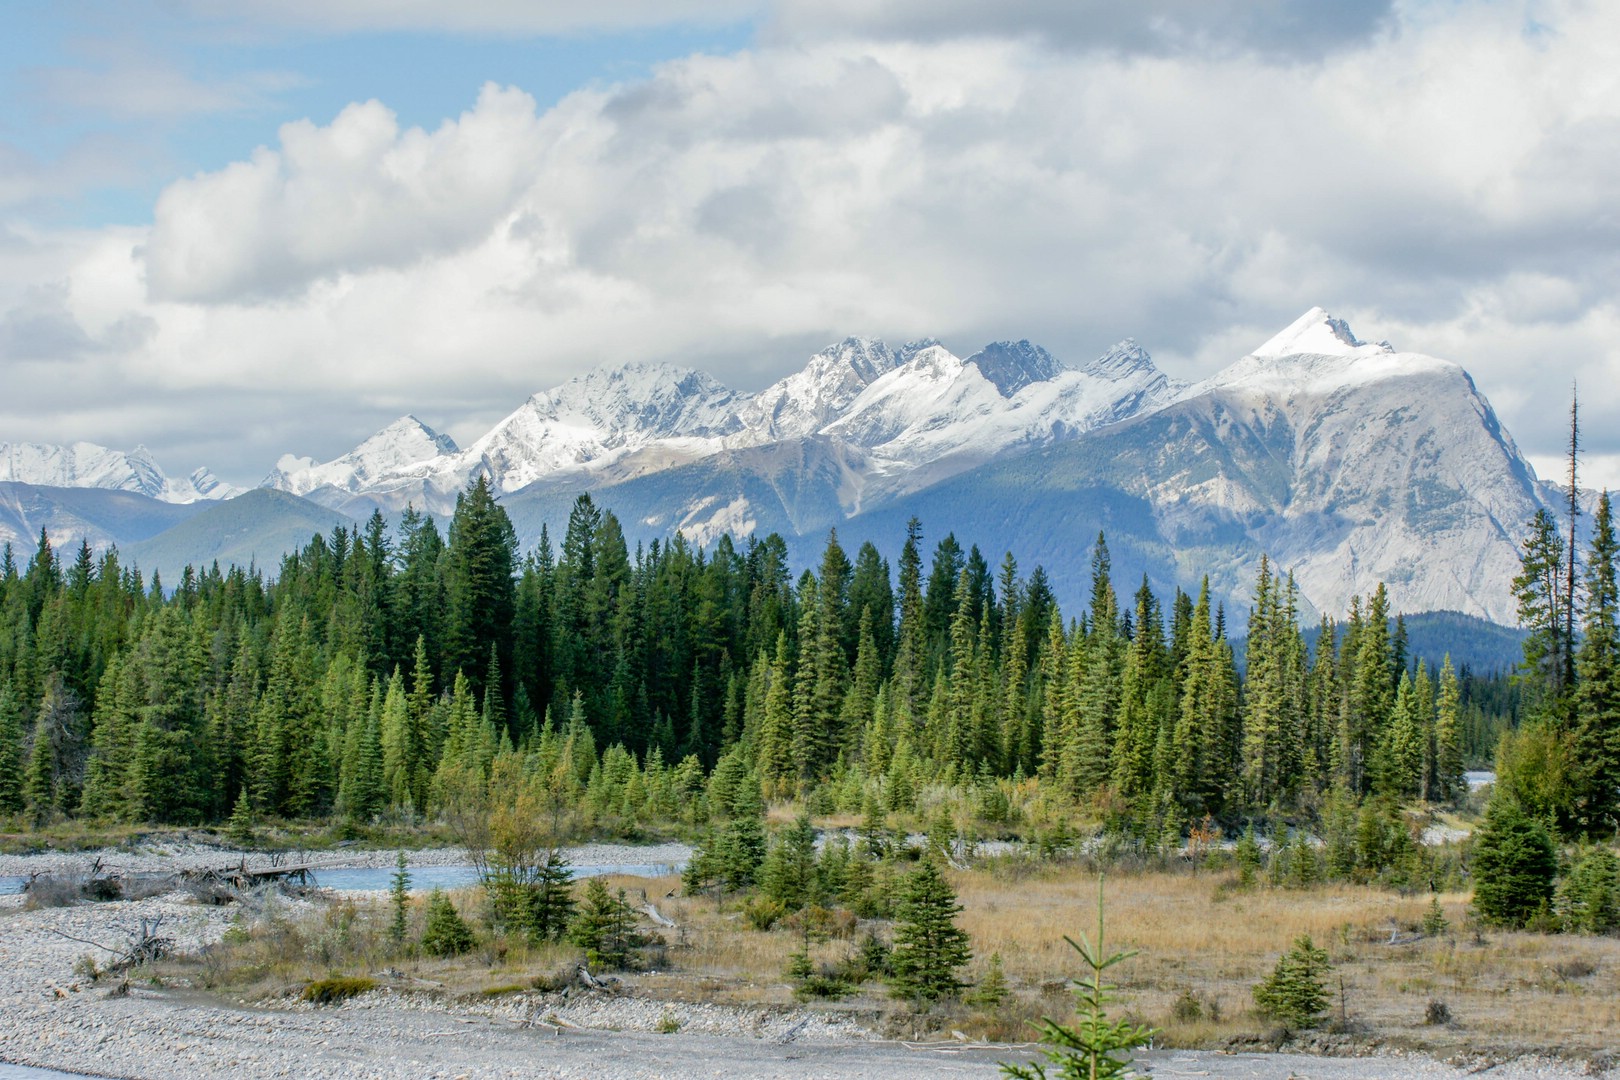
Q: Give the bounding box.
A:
[0,308,1557,626]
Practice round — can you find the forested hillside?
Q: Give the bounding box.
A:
[0,475,1613,846]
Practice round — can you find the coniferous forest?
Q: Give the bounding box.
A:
[0,474,1615,866]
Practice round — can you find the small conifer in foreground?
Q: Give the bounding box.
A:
[226,790,255,848]
[1471,796,1557,928]
[569,878,646,971]
[388,852,411,947]
[1001,876,1155,1080]
[887,857,971,1003]
[1252,935,1332,1028]
[420,889,475,957]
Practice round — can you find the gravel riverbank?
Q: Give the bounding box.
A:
[0,840,693,881]
[0,844,1602,1080]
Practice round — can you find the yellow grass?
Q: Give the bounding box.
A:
[165,863,1620,1063]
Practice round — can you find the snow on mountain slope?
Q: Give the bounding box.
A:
[1145,307,1545,620]
[267,415,459,497]
[462,362,744,493]
[735,337,909,441]
[274,335,1171,517]
[0,441,238,504]
[816,337,1184,505]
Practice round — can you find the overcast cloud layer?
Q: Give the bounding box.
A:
[2,0,1619,490]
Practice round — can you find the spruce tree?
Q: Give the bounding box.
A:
[420,888,475,957]
[1471,795,1557,928]
[443,475,518,707]
[760,813,818,911]
[569,878,645,971]
[1433,657,1465,804]
[227,789,255,847]
[887,858,972,1003]
[1252,935,1332,1028]
[389,851,412,947]
[0,682,27,814]
[1000,877,1155,1080]
[1572,490,1620,835]
[1556,847,1620,934]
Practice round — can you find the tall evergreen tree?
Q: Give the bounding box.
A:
[0,682,25,814]
[1572,490,1620,834]
[443,476,518,708]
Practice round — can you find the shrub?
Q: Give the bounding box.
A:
[1471,796,1557,928]
[743,895,787,931]
[1556,848,1620,935]
[301,976,376,1005]
[420,889,475,957]
[786,949,857,1000]
[1252,935,1332,1029]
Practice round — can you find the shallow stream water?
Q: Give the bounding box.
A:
[0,861,681,899]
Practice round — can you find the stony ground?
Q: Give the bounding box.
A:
[0,844,1604,1080]
[0,839,695,880]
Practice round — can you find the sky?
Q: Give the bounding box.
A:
[2,0,1619,490]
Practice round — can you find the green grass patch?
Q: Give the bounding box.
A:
[301,976,377,1005]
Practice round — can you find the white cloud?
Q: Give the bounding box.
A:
[145,84,548,301]
[6,0,1620,489]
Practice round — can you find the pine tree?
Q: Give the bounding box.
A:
[1572,490,1620,835]
[0,682,23,814]
[569,878,645,971]
[1000,877,1155,1080]
[887,858,972,1003]
[1471,795,1558,928]
[389,851,412,947]
[420,888,475,956]
[1252,935,1332,1028]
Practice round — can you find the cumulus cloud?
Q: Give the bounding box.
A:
[6,0,1620,489]
[145,84,547,301]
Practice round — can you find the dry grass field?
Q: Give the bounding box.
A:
[164,860,1620,1066]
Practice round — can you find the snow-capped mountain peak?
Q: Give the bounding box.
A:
[1251,306,1393,359]
[526,362,742,439]
[967,340,1064,396]
[1081,338,1158,381]
[266,415,457,497]
[0,440,234,504]
[738,338,905,442]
